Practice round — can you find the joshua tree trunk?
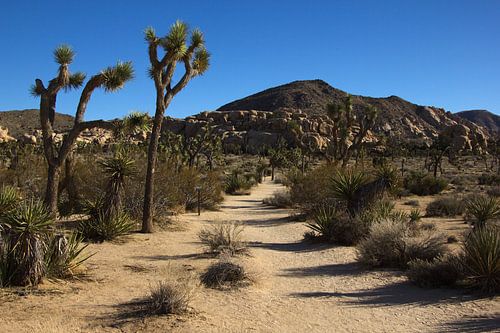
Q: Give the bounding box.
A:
[44,163,61,216]
[142,103,166,233]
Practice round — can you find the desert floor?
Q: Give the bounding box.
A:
[0,179,499,333]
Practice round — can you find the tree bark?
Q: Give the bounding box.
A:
[44,163,60,217]
[142,105,165,233]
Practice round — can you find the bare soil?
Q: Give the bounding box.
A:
[0,179,498,332]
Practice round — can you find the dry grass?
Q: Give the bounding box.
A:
[146,280,194,315]
[201,258,255,290]
[198,221,248,256]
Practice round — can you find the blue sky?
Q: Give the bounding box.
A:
[0,0,499,120]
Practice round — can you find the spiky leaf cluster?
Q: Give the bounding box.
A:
[101,61,134,92]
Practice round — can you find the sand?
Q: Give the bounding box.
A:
[0,179,498,332]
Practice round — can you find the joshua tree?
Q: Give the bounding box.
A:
[143,21,210,233]
[325,95,378,167]
[32,45,134,215]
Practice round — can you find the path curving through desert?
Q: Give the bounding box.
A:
[0,179,498,332]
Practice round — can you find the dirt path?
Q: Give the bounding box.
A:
[0,179,498,332]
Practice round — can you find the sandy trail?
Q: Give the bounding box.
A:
[0,179,498,332]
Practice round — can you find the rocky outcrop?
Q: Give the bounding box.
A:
[0,126,15,143]
[456,110,499,133]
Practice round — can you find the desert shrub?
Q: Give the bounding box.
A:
[407,255,462,288]
[478,173,500,186]
[263,190,293,208]
[0,200,53,286]
[198,222,247,256]
[289,164,337,212]
[201,259,253,289]
[356,217,446,269]
[409,209,422,223]
[44,232,92,279]
[330,169,368,214]
[487,186,500,197]
[0,186,21,214]
[147,280,193,315]
[419,222,437,231]
[306,205,372,245]
[224,171,252,195]
[461,226,500,293]
[404,172,447,196]
[465,196,500,228]
[426,197,465,217]
[78,210,135,242]
[404,200,420,207]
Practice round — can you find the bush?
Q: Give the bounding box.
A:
[263,190,293,208]
[78,210,135,242]
[487,186,500,197]
[407,256,462,288]
[147,280,193,315]
[461,226,500,293]
[201,259,253,289]
[0,200,53,286]
[478,173,500,186]
[224,171,252,195]
[465,196,500,228]
[0,186,20,214]
[404,172,447,196]
[426,197,465,217]
[356,217,446,269]
[306,205,372,246]
[198,222,247,256]
[44,232,92,279]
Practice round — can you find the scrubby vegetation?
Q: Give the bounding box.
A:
[426,197,465,217]
[404,171,448,196]
[146,280,194,315]
[198,222,247,256]
[201,259,253,289]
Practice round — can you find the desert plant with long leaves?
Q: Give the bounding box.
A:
[466,196,500,228]
[462,226,500,293]
[44,232,92,279]
[0,200,53,286]
[330,169,367,215]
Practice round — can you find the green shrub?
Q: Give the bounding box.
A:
[426,197,465,217]
[306,205,372,245]
[0,200,53,286]
[407,256,462,288]
[78,210,135,242]
[404,172,447,196]
[330,169,368,214]
[44,232,92,279]
[0,186,20,214]
[461,226,500,293]
[224,171,252,195]
[356,217,446,269]
[465,196,500,228]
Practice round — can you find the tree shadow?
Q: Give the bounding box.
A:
[131,252,207,261]
[290,281,485,306]
[439,315,500,332]
[280,262,364,277]
[249,240,337,253]
[243,214,300,227]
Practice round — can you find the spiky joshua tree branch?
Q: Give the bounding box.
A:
[32,45,134,215]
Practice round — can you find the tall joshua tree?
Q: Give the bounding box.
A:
[32,45,134,215]
[142,21,210,232]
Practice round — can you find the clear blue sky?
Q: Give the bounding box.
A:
[0,0,499,120]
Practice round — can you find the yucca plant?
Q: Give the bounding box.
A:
[224,171,251,195]
[78,210,134,242]
[466,196,500,228]
[306,205,339,239]
[330,169,367,215]
[1,200,54,286]
[99,152,136,221]
[0,186,20,215]
[44,232,93,278]
[462,226,500,293]
[409,209,422,223]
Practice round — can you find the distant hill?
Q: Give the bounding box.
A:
[217,79,488,144]
[0,109,74,138]
[455,110,499,133]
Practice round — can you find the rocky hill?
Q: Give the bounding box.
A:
[456,110,499,133]
[217,80,489,146]
[0,109,74,138]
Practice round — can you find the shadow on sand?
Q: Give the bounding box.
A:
[438,315,500,332]
[249,239,336,253]
[280,262,364,277]
[290,281,486,307]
